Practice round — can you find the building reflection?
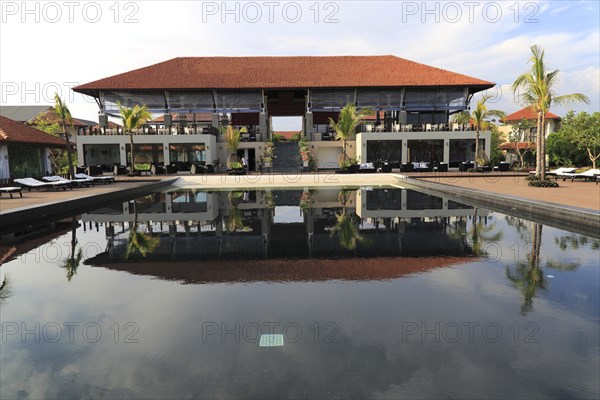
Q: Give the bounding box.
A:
[83,188,488,270]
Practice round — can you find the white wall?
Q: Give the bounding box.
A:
[0,145,9,179]
[356,131,492,164]
[77,134,218,166]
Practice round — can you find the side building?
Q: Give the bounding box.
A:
[72,55,494,171]
[0,115,69,179]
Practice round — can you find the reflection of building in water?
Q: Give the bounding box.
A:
[83,188,486,263]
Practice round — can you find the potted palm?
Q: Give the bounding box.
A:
[329,104,373,167]
[263,141,274,168]
[299,138,311,167]
[222,125,242,173]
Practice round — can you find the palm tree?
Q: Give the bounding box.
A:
[117,103,153,174]
[452,95,505,168]
[54,93,75,179]
[329,104,373,165]
[512,44,590,180]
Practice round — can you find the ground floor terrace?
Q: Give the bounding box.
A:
[77,130,490,172]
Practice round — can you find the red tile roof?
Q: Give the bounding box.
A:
[27,107,89,126]
[94,256,472,284]
[91,121,122,129]
[503,107,560,122]
[74,56,494,93]
[0,115,69,147]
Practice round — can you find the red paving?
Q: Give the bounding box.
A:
[418,175,600,211]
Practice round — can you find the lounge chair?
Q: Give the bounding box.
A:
[43,175,93,188]
[0,187,22,198]
[381,163,392,173]
[14,177,69,191]
[531,167,576,179]
[560,168,600,182]
[75,173,115,184]
[359,163,376,173]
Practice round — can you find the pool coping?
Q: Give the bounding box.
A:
[178,173,599,238]
[2,173,597,239]
[0,178,177,237]
[400,175,600,239]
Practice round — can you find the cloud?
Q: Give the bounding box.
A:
[0,1,597,120]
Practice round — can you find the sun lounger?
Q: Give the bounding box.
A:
[75,173,115,184]
[43,175,93,188]
[531,167,576,180]
[359,163,377,173]
[0,187,23,198]
[559,169,600,182]
[14,177,69,191]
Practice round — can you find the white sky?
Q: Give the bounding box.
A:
[1,0,598,130]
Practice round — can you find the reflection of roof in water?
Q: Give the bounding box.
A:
[0,222,74,266]
[92,256,475,284]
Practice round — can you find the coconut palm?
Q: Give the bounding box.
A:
[117,103,153,174]
[329,104,373,165]
[452,96,505,168]
[512,45,590,180]
[54,93,75,178]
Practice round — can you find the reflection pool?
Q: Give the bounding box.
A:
[1,186,598,399]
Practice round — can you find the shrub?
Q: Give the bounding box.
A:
[527,178,559,187]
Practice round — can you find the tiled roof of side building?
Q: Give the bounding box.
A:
[73,55,494,93]
[0,115,69,147]
[503,107,561,122]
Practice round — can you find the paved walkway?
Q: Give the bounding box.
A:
[418,175,600,211]
[2,173,597,213]
[0,182,153,212]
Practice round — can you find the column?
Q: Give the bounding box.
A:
[401,140,408,164]
[443,138,450,164]
[211,113,219,130]
[259,112,267,141]
[119,143,127,166]
[163,142,170,166]
[305,111,314,139]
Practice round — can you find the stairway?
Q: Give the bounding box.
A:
[272,142,302,173]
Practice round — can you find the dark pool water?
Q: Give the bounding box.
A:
[1,187,598,399]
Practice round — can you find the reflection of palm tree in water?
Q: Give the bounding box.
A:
[0,274,12,305]
[62,217,82,282]
[331,190,363,250]
[225,192,246,233]
[469,210,503,256]
[126,199,159,260]
[448,211,502,256]
[505,223,581,315]
[506,223,545,314]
